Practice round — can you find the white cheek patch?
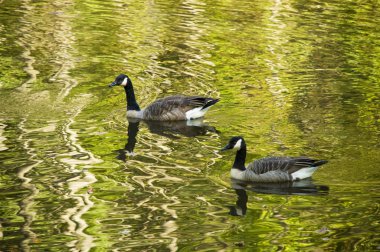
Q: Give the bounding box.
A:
[121,77,128,86]
[233,139,242,150]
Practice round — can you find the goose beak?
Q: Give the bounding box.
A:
[220,145,229,151]
[109,81,117,87]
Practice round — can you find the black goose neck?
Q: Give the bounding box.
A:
[233,144,246,171]
[124,82,141,111]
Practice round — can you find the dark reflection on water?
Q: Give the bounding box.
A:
[115,118,218,161]
[144,118,218,139]
[229,179,329,216]
[115,119,140,161]
[228,188,248,217]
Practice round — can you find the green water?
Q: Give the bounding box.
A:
[0,0,379,251]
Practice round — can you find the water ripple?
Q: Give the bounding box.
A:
[58,102,101,251]
[16,118,40,251]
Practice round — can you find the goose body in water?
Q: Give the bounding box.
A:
[109,74,219,121]
[221,136,328,182]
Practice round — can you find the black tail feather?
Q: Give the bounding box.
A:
[201,98,220,110]
[313,160,328,167]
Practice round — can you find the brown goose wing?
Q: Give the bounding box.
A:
[247,157,326,175]
[144,95,217,120]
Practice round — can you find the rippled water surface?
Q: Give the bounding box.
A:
[1,0,380,251]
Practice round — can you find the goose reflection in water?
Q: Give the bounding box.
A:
[228,179,329,216]
[116,118,218,161]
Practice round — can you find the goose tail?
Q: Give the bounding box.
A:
[313,160,328,167]
[201,98,220,110]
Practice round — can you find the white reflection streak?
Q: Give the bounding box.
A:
[157,190,180,252]
[17,118,40,251]
[161,220,178,252]
[16,1,39,93]
[0,121,8,151]
[132,129,219,251]
[181,0,217,95]
[132,163,181,251]
[60,104,101,252]
[50,0,77,102]
[266,0,289,106]
[47,0,94,241]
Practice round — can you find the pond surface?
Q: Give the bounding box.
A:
[1,0,380,251]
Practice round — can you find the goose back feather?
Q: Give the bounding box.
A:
[143,95,219,121]
[248,157,327,175]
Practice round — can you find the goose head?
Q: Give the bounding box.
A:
[109,74,132,87]
[221,136,245,151]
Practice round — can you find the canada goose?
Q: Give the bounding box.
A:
[109,74,219,121]
[221,136,328,182]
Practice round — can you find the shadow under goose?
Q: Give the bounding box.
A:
[115,118,218,161]
[231,178,329,196]
[228,179,329,216]
[143,118,218,139]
